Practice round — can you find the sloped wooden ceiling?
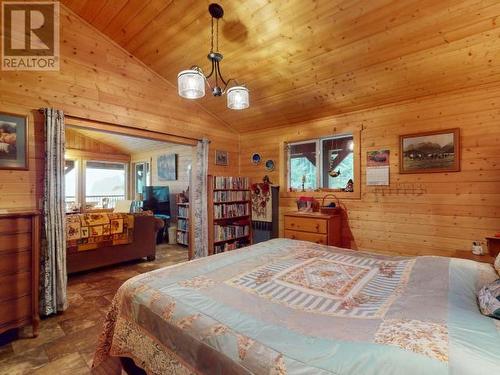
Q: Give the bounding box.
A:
[69,128,186,154]
[62,0,500,132]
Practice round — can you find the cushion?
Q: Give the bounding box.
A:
[114,200,133,213]
[495,253,500,276]
[477,279,500,319]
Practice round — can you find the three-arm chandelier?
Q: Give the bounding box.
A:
[177,3,249,110]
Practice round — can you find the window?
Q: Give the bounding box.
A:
[288,141,318,190]
[65,159,78,211]
[133,161,150,198]
[85,161,126,209]
[321,135,354,189]
[288,134,354,191]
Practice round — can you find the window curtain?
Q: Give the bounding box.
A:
[192,138,209,259]
[40,108,68,316]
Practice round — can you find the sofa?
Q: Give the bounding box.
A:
[66,214,164,274]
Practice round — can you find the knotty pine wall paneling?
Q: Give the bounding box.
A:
[0,5,239,211]
[240,84,500,258]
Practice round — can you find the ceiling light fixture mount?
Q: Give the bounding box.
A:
[177,3,249,110]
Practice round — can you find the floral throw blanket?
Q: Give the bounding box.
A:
[66,213,134,252]
[93,239,500,375]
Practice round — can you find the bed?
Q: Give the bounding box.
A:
[92,238,500,374]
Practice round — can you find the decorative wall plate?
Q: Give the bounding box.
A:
[265,159,275,171]
[251,153,261,165]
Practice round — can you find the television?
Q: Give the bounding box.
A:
[143,186,170,216]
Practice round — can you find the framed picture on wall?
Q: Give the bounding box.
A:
[215,150,228,166]
[0,112,28,170]
[157,153,177,181]
[399,128,460,174]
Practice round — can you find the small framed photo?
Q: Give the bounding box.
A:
[0,112,28,170]
[399,128,460,174]
[215,150,228,166]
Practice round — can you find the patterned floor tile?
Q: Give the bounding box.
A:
[0,244,188,374]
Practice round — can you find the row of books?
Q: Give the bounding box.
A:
[176,231,189,246]
[214,224,250,242]
[214,239,250,254]
[214,203,249,219]
[213,190,251,202]
[213,176,249,190]
[178,206,189,218]
[177,218,188,231]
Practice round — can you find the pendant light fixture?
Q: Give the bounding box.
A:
[177,3,249,110]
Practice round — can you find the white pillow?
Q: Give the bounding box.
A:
[114,200,133,213]
[495,253,500,276]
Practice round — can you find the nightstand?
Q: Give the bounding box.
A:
[283,211,341,247]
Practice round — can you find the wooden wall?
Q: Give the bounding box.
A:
[240,84,500,258]
[0,5,239,211]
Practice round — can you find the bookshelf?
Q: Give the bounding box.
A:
[208,176,252,255]
[176,196,189,246]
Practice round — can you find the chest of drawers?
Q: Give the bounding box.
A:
[0,211,40,337]
[284,211,341,247]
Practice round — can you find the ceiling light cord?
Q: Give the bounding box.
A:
[216,18,219,52]
[210,17,214,53]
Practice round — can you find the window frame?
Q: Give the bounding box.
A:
[319,134,354,190]
[64,158,79,210]
[287,139,320,189]
[64,149,131,212]
[281,129,361,200]
[132,161,151,198]
[83,159,128,209]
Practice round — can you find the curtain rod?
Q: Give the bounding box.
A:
[37,109,207,143]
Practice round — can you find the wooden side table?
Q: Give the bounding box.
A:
[486,236,500,258]
[283,211,341,247]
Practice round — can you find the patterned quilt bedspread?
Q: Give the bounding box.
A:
[93,239,500,374]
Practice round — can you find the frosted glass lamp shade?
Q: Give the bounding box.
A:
[227,86,249,110]
[177,70,205,99]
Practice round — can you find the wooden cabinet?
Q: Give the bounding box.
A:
[284,212,341,247]
[486,236,500,258]
[0,211,40,337]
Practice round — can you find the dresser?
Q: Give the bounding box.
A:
[284,211,341,247]
[0,211,40,337]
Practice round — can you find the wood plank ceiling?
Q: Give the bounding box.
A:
[68,128,182,154]
[62,0,500,133]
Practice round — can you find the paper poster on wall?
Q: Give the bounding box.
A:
[366,150,390,186]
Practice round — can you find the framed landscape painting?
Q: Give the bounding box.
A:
[0,112,28,170]
[399,128,460,174]
[157,153,177,181]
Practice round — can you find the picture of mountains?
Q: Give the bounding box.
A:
[401,130,459,173]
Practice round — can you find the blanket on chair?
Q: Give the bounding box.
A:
[66,213,134,252]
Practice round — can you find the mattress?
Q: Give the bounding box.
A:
[93,238,500,374]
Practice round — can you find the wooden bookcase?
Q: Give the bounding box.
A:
[176,198,189,246]
[208,176,252,255]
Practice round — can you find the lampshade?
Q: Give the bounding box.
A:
[227,86,249,110]
[177,70,205,99]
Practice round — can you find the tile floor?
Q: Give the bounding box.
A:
[0,244,189,375]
